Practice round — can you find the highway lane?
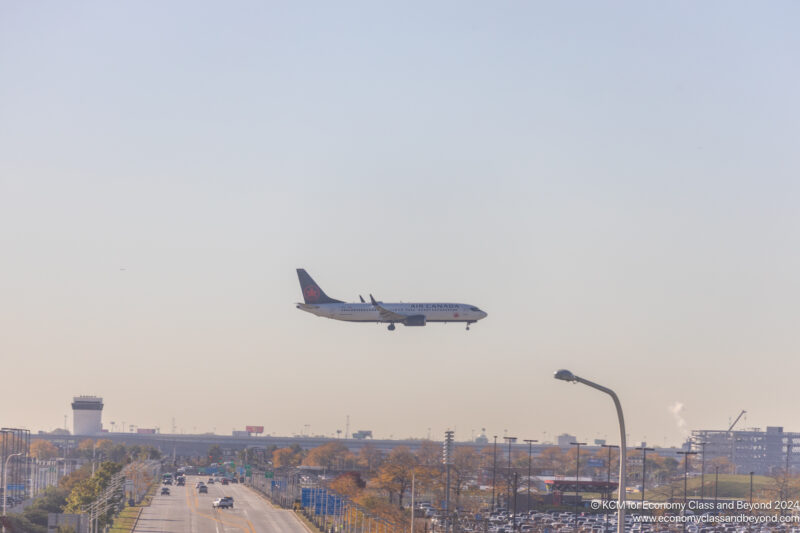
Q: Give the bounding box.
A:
[133,475,309,533]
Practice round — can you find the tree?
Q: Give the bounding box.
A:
[358,443,384,472]
[207,445,223,464]
[304,442,349,469]
[451,447,480,505]
[535,446,568,476]
[330,472,366,498]
[376,446,417,507]
[709,456,735,475]
[273,447,303,467]
[31,440,59,460]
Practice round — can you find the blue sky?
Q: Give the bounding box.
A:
[1,1,799,445]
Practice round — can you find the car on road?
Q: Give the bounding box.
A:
[213,497,234,509]
[198,485,208,494]
[161,487,170,495]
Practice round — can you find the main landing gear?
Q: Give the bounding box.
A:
[387,323,396,331]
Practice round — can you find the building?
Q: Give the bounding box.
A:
[557,434,577,447]
[72,396,103,435]
[691,426,800,475]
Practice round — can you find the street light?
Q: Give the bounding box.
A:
[503,436,517,526]
[571,442,587,524]
[492,436,498,513]
[554,370,627,533]
[635,446,654,506]
[677,450,698,533]
[523,439,538,514]
[696,441,707,503]
[601,444,619,532]
[2,452,23,533]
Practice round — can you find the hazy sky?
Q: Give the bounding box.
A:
[2,2,798,447]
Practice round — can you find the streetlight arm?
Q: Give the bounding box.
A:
[555,371,626,533]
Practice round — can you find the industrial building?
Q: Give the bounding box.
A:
[691,426,800,475]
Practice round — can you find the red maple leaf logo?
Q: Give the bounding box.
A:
[304,286,321,302]
[453,313,460,318]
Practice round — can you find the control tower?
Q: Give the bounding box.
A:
[72,396,103,435]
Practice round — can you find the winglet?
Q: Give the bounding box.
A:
[359,295,366,303]
[370,294,378,305]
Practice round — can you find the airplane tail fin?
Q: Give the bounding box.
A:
[296,269,343,304]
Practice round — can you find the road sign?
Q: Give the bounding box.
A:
[264,471,274,479]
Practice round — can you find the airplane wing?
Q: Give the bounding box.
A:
[369,294,408,322]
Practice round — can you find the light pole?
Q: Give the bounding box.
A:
[554,370,627,533]
[523,439,538,513]
[444,430,454,533]
[571,442,587,524]
[635,447,654,507]
[677,450,698,533]
[503,436,517,524]
[601,444,618,532]
[696,441,707,503]
[714,466,719,513]
[492,435,498,513]
[2,452,23,533]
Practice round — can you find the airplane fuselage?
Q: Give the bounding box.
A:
[296,302,486,324]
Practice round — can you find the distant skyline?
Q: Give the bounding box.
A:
[2,2,799,448]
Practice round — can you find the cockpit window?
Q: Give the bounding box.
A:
[470,307,481,312]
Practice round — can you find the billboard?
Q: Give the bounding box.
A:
[246,426,264,434]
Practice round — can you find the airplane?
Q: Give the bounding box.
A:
[296,268,488,331]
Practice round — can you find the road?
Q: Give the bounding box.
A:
[133,475,309,533]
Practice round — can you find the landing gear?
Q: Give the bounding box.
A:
[466,321,475,331]
[387,323,396,331]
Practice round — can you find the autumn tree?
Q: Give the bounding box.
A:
[709,456,735,475]
[304,442,349,469]
[376,446,417,507]
[329,471,366,499]
[31,440,59,460]
[273,447,303,467]
[358,443,384,472]
[451,447,480,505]
[535,446,568,475]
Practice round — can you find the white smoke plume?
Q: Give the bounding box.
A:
[669,402,689,437]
